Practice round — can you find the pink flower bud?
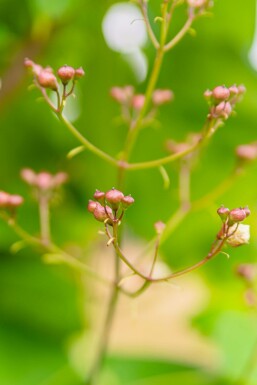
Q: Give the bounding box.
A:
[52,172,68,187]
[24,58,34,69]
[37,70,58,91]
[21,168,37,185]
[121,195,135,209]
[236,144,257,161]
[57,65,75,84]
[229,85,239,95]
[212,85,230,100]
[217,206,230,222]
[213,101,232,119]
[87,200,97,213]
[36,172,53,190]
[75,67,85,79]
[105,188,124,210]
[229,208,247,223]
[187,0,207,8]
[243,206,251,217]
[132,94,145,110]
[152,89,173,106]
[204,89,213,99]
[154,221,166,235]
[237,264,256,282]
[8,195,24,207]
[110,87,126,103]
[238,84,246,94]
[94,190,105,202]
[93,203,109,222]
[0,191,10,207]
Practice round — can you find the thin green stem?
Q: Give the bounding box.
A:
[57,113,118,167]
[0,211,111,286]
[164,16,194,52]
[39,193,51,245]
[85,222,120,385]
[140,1,160,49]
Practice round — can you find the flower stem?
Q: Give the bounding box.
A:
[85,222,120,385]
[39,193,51,244]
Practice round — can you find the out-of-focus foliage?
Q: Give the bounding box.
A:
[0,0,257,384]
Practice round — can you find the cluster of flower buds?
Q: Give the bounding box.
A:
[235,142,257,162]
[21,169,68,192]
[87,188,134,224]
[217,206,250,247]
[0,191,24,210]
[24,58,85,91]
[204,84,246,121]
[110,86,173,117]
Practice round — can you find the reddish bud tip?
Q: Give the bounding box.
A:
[236,144,257,161]
[212,85,230,100]
[87,200,97,213]
[0,191,10,207]
[21,168,37,185]
[8,195,24,207]
[24,58,34,68]
[229,208,247,223]
[121,195,135,209]
[204,89,213,99]
[217,206,230,221]
[93,203,109,222]
[228,85,239,95]
[57,65,75,84]
[105,188,124,209]
[36,172,53,190]
[93,190,105,201]
[75,67,85,79]
[132,94,145,110]
[237,264,256,282]
[238,84,246,94]
[154,221,166,235]
[37,70,58,91]
[152,89,173,106]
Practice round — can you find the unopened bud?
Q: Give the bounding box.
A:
[8,195,24,207]
[154,221,166,235]
[121,195,134,209]
[236,144,257,161]
[132,94,145,110]
[187,0,207,7]
[229,85,239,95]
[212,86,230,100]
[105,188,124,210]
[75,67,85,79]
[229,208,247,223]
[152,89,173,106]
[24,58,34,69]
[0,191,10,207]
[237,264,256,282]
[37,70,58,91]
[93,203,109,222]
[21,168,37,185]
[36,172,53,190]
[94,190,105,203]
[213,101,232,119]
[87,200,97,213]
[217,206,230,222]
[57,65,75,84]
[243,206,251,217]
[238,84,246,94]
[53,172,68,187]
[204,89,213,99]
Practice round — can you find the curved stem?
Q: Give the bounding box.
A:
[164,16,194,52]
[57,113,118,167]
[114,236,227,283]
[140,1,160,49]
[0,211,111,286]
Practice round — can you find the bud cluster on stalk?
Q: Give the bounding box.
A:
[204,84,245,121]
[24,58,85,93]
[217,206,250,247]
[87,188,134,225]
[110,85,173,121]
[0,191,24,211]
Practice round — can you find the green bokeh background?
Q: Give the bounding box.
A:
[0,0,257,384]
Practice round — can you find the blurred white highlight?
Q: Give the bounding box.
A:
[102,2,148,82]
